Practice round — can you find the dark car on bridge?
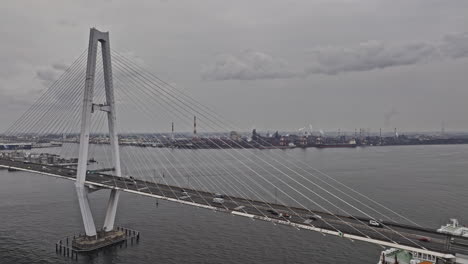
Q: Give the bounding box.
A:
[418,236,431,242]
[307,214,322,221]
[267,209,279,216]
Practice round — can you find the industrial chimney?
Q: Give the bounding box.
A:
[194,116,197,136]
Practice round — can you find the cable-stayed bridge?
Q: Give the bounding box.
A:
[2,28,468,263]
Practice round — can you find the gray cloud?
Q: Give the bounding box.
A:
[36,68,59,82]
[57,19,78,28]
[440,32,468,58]
[306,32,468,75]
[201,50,296,81]
[52,63,68,71]
[35,64,67,85]
[203,32,468,81]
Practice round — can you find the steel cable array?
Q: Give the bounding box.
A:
[1,47,432,251]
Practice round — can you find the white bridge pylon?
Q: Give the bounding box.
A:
[76,28,122,236]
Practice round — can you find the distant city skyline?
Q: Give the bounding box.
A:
[1,0,468,132]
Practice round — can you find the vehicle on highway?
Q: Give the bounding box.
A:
[212,198,224,204]
[280,213,292,219]
[369,219,383,227]
[214,193,225,198]
[267,209,279,216]
[418,236,431,242]
[180,190,189,196]
[308,214,322,220]
[308,215,320,221]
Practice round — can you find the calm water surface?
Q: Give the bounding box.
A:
[1,144,468,264]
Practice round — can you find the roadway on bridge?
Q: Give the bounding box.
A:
[2,158,468,256]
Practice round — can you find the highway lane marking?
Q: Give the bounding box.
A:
[138,186,149,191]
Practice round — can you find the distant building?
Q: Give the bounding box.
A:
[0,143,32,150]
[230,131,241,142]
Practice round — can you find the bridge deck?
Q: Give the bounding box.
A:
[1,158,467,259]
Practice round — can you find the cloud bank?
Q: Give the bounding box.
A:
[35,63,68,85]
[203,32,468,80]
[201,50,296,81]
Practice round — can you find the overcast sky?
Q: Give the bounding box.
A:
[1,0,468,133]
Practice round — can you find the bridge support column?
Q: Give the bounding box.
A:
[76,27,122,236]
[103,189,120,231]
[75,185,97,236]
[101,30,121,232]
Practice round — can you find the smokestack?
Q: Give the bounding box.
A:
[171,122,174,141]
[193,116,197,136]
[379,128,382,145]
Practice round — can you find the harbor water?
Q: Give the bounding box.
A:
[1,144,468,263]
